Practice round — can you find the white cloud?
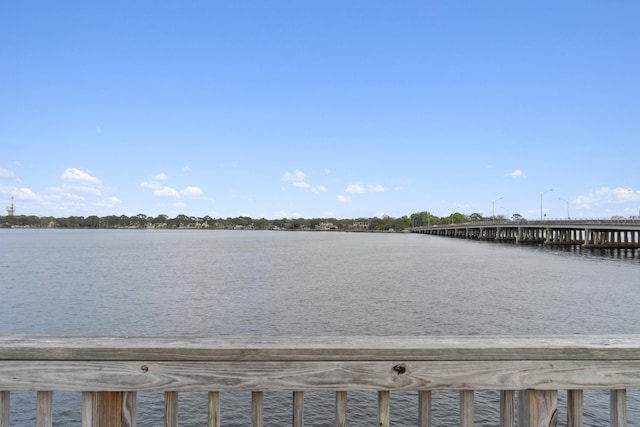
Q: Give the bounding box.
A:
[62,184,102,196]
[96,196,122,207]
[367,184,386,193]
[182,166,191,172]
[154,186,181,198]
[506,169,526,178]
[575,187,640,209]
[324,169,332,174]
[141,181,162,190]
[311,185,327,194]
[283,169,308,182]
[0,168,14,178]
[182,186,203,196]
[337,195,351,203]
[346,183,366,194]
[61,168,102,185]
[346,183,386,193]
[152,173,168,180]
[293,181,310,189]
[52,193,84,202]
[13,187,41,200]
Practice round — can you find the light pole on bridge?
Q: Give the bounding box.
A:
[540,188,553,220]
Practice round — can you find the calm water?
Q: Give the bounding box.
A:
[1,229,639,425]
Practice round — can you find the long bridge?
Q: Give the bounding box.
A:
[410,220,640,250]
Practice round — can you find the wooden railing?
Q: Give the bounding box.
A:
[1,335,639,426]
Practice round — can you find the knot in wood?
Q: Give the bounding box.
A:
[393,364,406,374]
[140,365,149,373]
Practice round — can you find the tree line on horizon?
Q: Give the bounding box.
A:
[0,211,521,230]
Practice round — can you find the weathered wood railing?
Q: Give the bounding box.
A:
[1,335,639,426]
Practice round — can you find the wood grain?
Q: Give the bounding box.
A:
[2,335,639,361]
[418,390,431,427]
[566,390,582,427]
[460,390,474,427]
[208,391,220,427]
[36,391,53,427]
[3,359,640,391]
[610,389,627,427]
[525,390,557,427]
[377,391,389,427]
[500,390,514,427]
[252,391,263,427]
[335,391,347,427]
[0,391,9,427]
[164,392,177,427]
[292,391,303,427]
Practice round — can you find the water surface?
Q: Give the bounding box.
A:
[1,229,638,425]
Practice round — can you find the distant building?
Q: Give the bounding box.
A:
[6,197,15,216]
[316,222,338,231]
[352,220,370,231]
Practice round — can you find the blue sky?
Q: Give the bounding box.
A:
[1,1,639,220]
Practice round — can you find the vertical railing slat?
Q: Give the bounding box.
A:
[36,391,53,427]
[335,391,347,427]
[567,390,583,427]
[517,390,527,427]
[252,391,263,427]
[418,391,431,427]
[378,391,390,427]
[122,391,136,427]
[610,389,627,427]
[164,391,178,427]
[500,390,515,427]
[525,390,557,427]
[82,392,93,427]
[208,391,220,427]
[460,390,474,427]
[0,391,9,427]
[293,391,304,427]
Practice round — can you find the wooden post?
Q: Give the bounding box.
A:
[500,390,515,427]
[122,392,136,427]
[566,390,582,427]
[36,391,53,427]
[518,390,527,427]
[208,391,220,427]
[460,390,474,427]
[293,391,304,427]
[378,391,390,427]
[418,391,431,427]
[525,390,557,427]
[252,391,263,427]
[91,392,123,427]
[82,392,93,427]
[83,392,135,427]
[335,391,347,427]
[0,391,9,427]
[164,392,177,427]
[610,389,627,427]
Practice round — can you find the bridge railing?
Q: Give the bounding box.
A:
[1,335,639,426]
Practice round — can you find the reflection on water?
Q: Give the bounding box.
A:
[1,229,639,425]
